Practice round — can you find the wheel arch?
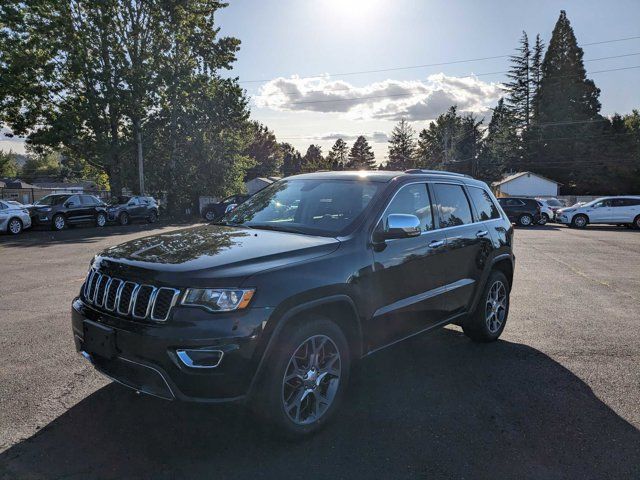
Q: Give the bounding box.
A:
[246,295,362,397]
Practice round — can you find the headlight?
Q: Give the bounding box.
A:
[181,288,255,312]
[40,207,52,212]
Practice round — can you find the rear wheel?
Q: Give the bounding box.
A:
[539,213,548,225]
[204,209,216,221]
[8,218,23,235]
[252,316,350,438]
[571,214,588,229]
[52,214,66,231]
[463,270,510,342]
[118,212,130,226]
[633,215,640,230]
[518,213,533,227]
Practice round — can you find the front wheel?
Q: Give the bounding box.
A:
[52,214,66,231]
[538,213,548,225]
[118,212,130,226]
[96,212,107,227]
[204,209,216,221]
[571,214,588,229]
[463,270,510,342]
[148,210,158,223]
[252,316,350,438]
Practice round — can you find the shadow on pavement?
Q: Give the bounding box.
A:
[1,328,639,479]
[0,220,200,248]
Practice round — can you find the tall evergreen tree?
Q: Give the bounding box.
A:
[301,144,325,172]
[347,136,375,169]
[478,98,520,181]
[528,10,602,192]
[326,138,349,170]
[386,119,416,170]
[530,34,545,121]
[244,121,283,180]
[505,31,531,130]
[280,143,303,176]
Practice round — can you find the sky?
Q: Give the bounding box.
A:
[2,0,639,162]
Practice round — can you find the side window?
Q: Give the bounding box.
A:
[433,183,473,228]
[611,199,627,208]
[67,195,80,206]
[626,198,640,207]
[80,195,95,206]
[0,202,6,210]
[380,183,434,232]
[129,197,139,206]
[468,187,501,221]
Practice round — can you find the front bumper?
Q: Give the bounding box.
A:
[555,213,570,224]
[72,298,271,402]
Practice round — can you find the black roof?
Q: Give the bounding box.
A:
[286,170,488,187]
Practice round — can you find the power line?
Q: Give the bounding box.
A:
[254,52,640,98]
[239,34,640,85]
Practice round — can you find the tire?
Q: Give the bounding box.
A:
[148,210,158,224]
[204,209,216,221]
[118,212,130,226]
[52,214,66,231]
[571,214,588,229]
[518,213,533,227]
[633,215,640,230]
[8,217,23,235]
[252,315,351,438]
[463,270,510,343]
[96,212,107,227]
[538,213,549,225]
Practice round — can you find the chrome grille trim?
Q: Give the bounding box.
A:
[84,269,179,322]
[150,288,181,322]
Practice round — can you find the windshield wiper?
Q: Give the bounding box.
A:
[211,220,253,228]
[245,224,309,235]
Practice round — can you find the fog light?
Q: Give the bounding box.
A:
[176,349,223,369]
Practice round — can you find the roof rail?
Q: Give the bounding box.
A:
[404,169,471,178]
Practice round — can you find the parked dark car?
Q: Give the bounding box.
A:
[31,193,108,230]
[107,195,159,225]
[72,170,515,436]
[201,194,251,221]
[497,197,542,226]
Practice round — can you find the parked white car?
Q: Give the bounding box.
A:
[0,200,32,235]
[536,197,565,223]
[556,196,640,229]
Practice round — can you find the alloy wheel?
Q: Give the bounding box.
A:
[9,219,22,234]
[485,280,507,333]
[574,216,587,227]
[54,216,65,230]
[520,215,532,226]
[97,213,106,227]
[205,210,216,221]
[282,335,341,425]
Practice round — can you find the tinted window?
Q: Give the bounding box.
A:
[380,183,434,232]
[592,199,610,208]
[66,195,80,206]
[433,183,473,227]
[624,198,640,206]
[0,202,6,210]
[546,199,563,207]
[36,194,70,206]
[503,198,524,207]
[226,179,383,236]
[468,187,500,221]
[128,197,139,205]
[80,195,96,206]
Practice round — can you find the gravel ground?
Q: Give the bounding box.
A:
[0,222,639,479]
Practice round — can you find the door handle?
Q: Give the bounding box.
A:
[428,239,445,248]
[476,230,489,238]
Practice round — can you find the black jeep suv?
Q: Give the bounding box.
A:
[497,197,542,227]
[31,193,108,230]
[72,170,514,436]
[107,195,160,225]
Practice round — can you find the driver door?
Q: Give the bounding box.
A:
[585,199,612,223]
[367,183,449,349]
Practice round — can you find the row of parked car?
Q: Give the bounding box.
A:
[497,195,640,229]
[0,193,160,235]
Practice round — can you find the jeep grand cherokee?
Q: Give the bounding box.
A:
[72,170,515,436]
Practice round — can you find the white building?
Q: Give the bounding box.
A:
[492,171,560,198]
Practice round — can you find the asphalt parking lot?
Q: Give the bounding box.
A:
[1,222,639,479]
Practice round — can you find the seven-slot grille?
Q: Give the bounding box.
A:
[83,269,179,322]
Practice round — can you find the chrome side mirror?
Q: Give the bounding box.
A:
[377,214,421,241]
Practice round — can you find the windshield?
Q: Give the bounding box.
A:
[542,198,563,207]
[223,179,382,236]
[36,194,70,206]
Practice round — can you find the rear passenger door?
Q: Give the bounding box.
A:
[431,183,494,318]
[64,195,85,223]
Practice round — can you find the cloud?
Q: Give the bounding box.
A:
[254,73,503,121]
[313,131,389,143]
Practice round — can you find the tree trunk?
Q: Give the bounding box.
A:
[133,117,145,195]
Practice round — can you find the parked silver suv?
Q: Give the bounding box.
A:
[556,196,640,229]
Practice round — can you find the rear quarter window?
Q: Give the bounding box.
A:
[468,187,501,221]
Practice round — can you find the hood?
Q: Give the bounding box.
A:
[94,224,340,286]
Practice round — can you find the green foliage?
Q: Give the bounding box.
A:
[280,143,303,176]
[0,150,19,178]
[478,99,520,181]
[326,139,349,170]
[415,106,483,175]
[347,136,375,170]
[386,120,416,170]
[301,144,325,172]
[505,31,531,129]
[244,122,282,180]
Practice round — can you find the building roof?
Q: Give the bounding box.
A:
[1,178,38,189]
[491,171,561,187]
[32,180,98,190]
